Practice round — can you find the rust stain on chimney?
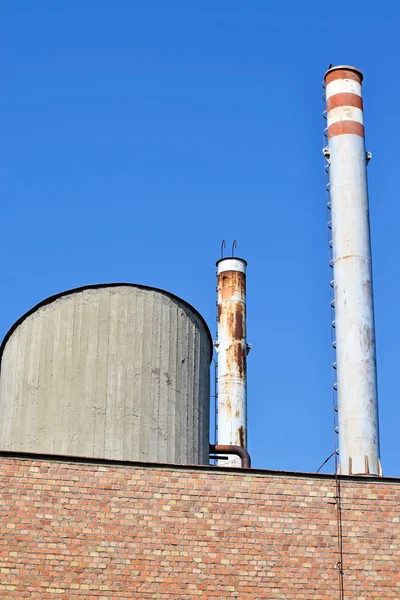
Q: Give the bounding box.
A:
[219,271,246,301]
[238,426,245,448]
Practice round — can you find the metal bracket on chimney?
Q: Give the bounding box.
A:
[323,146,331,165]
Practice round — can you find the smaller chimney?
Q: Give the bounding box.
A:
[215,256,249,467]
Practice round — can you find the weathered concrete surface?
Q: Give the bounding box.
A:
[0,285,211,464]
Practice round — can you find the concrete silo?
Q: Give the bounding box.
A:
[0,284,212,465]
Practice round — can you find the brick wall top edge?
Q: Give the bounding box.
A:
[1,450,399,485]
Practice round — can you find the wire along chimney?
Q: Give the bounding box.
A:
[215,255,249,467]
[324,65,381,476]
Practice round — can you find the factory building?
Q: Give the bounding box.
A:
[0,66,398,598]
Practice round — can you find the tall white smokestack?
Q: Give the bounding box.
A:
[215,256,248,467]
[324,65,381,476]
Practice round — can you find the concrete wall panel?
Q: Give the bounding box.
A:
[0,285,211,464]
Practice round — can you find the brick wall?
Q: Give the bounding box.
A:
[0,454,399,599]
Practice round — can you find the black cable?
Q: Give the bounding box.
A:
[316,451,336,473]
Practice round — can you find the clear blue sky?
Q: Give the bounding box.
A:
[2,2,399,475]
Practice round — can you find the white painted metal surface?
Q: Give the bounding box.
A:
[216,257,248,467]
[326,79,362,99]
[327,106,364,126]
[325,66,381,476]
[217,258,246,275]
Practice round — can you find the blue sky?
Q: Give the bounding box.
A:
[2,2,399,475]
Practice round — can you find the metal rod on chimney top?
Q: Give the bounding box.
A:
[324,65,381,476]
[215,255,249,467]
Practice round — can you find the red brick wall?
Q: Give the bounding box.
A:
[0,455,399,599]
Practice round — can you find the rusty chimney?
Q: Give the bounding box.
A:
[215,255,249,467]
[324,65,381,476]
